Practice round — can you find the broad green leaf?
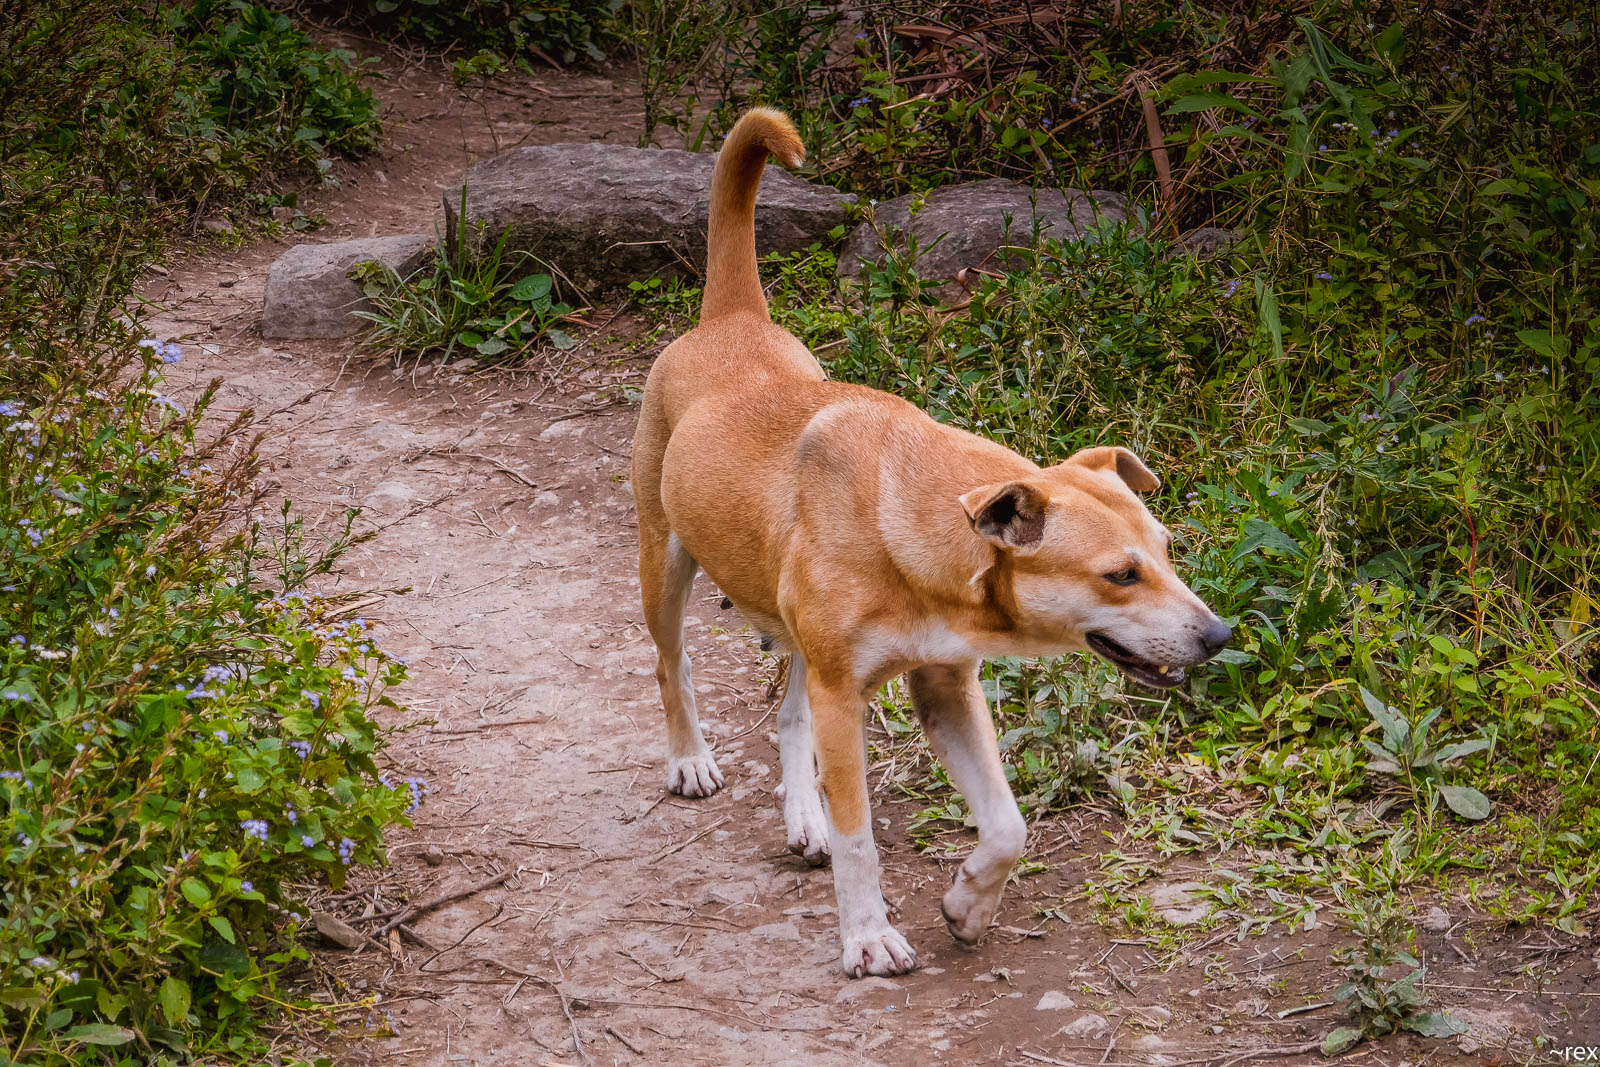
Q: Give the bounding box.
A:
[1401,1012,1468,1038]
[1360,686,1410,749]
[159,976,191,1026]
[1439,784,1491,820]
[1236,518,1305,560]
[508,274,552,301]
[1287,416,1333,437]
[1256,277,1284,360]
[1322,1026,1364,1055]
[63,1024,134,1046]
[180,878,211,907]
[1515,329,1567,360]
[1166,91,1256,116]
[475,335,508,356]
[209,916,236,944]
[1434,739,1490,764]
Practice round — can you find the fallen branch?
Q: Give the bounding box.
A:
[375,869,511,935]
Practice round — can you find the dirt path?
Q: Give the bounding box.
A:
[139,49,1583,1067]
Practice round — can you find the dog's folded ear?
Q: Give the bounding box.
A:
[959,481,1049,553]
[1062,446,1161,494]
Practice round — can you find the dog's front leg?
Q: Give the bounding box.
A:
[908,663,1028,944]
[811,672,918,977]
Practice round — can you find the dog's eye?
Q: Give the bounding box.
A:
[1104,567,1139,586]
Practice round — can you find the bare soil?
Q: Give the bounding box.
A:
[141,44,1597,1067]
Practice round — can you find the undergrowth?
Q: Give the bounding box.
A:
[1,345,415,1064]
[2,1,407,1062]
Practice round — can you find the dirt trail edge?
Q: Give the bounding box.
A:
[141,52,1570,1067]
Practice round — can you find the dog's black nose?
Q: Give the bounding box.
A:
[1200,618,1233,656]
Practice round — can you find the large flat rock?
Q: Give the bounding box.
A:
[262,234,434,340]
[443,144,854,293]
[837,179,1128,294]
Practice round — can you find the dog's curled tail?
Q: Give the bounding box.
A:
[702,108,804,322]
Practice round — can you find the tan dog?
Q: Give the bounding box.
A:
[632,108,1231,978]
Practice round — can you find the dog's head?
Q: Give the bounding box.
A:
[960,446,1230,688]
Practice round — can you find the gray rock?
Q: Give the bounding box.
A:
[835,976,902,1003]
[443,144,854,293]
[262,234,434,339]
[751,921,800,942]
[1035,990,1076,1011]
[1057,1012,1113,1039]
[1174,225,1237,257]
[837,179,1128,294]
[1147,880,1212,926]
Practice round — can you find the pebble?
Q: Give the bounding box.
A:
[751,922,800,942]
[1057,1013,1113,1039]
[422,845,445,866]
[1035,990,1076,1011]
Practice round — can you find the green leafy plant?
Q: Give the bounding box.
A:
[355,211,579,360]
[0,340,413,1064]
[354,0,622,67]
[1358,687,1492,821]
[1321,902,1467,1055]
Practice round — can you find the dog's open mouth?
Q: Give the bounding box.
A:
[1085,632,1186,689]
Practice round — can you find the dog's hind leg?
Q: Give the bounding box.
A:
[640,530,723,797]
[908,663,1027,944]
[773,654,829,865]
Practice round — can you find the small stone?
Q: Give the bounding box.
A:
[422,845,445,866]
[1147,880,1212,926]
[1057,1013,1113,1039]
[1174,226,1237,258]
[751,922,800,942]
[835,977,901,1003]
[200,217,233,236]
[1035,991,1076,1011]
[312,911,366,949]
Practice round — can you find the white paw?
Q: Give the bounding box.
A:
[841,926,918,978]
[779,786,830,866]
[666,751,724,798]
[940,868,1000,944]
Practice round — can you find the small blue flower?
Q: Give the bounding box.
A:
[301,834,316,848]
[240,880,254,893]
[288,739,311,759]
[0,401,20,417]
[1464,314,1486,326]
[241,819,269,843]
[302,689,321,710]
[1314,271,1334,281]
